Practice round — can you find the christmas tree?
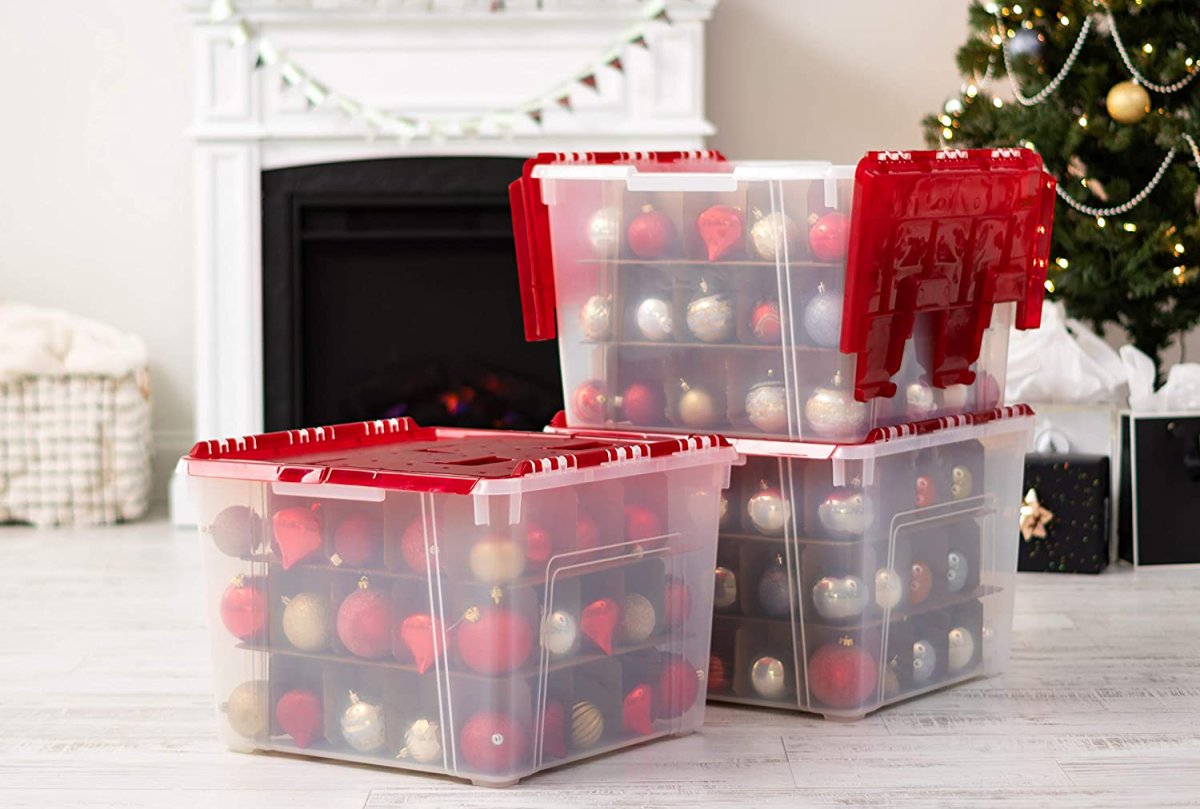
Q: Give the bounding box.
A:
[923,1,1200,370]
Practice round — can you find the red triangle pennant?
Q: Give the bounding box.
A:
[528,109,543,125]
[581,74,598,91]
[654,9,670,23]
[630,35,649,49]
[557,95,572,111]
[608,56,624,72]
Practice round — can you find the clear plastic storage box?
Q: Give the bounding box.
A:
[184,418,736,785]
[511,149,1055,443]
[548,405,1034,719]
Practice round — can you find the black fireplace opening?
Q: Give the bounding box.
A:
[262,157,563,433]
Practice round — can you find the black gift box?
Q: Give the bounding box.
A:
[1019,454,1110,574]
[1119,414,1200,566]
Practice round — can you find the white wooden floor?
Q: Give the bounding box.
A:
[1,516,1198,808]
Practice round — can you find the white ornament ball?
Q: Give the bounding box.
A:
[750,655,788,700]
[341,693,387,753]
[403,719,443,764]
[811,575,867,620]
[905,381,936,419]
[745,381,788,433]
[543,609,579,656]
[912,639,938,685]
[749,211,800,262]
[874,567,904,609]
[947,626,976,672]
[579,294,612,341]
[747,486,790,536]
[587,207,622,256]
[804,383,870,440]
[713,565,738,610]
[686,292,735,343]
[635,297,674,341]
[817,486,875,537]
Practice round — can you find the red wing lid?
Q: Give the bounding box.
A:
[185,418,729,495]
[511,150,726,341]
[841,148,1056,401]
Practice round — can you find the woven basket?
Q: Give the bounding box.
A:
[0,370,151,526]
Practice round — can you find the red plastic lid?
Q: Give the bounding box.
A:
[842,148,1056,401]
[510,150,726,341]
[185,418,730,495]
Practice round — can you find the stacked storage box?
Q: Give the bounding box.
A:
[186,420,736,784]
[511,148,1054,717]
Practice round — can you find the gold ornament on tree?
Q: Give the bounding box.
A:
[1106,80,1151,124]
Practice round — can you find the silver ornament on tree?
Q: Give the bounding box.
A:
[685,278,734,343]
[749,209,801,262]
[713,565,738,610]
[677,379,723,429]
[946,549,969,593]
[341,691,387,753]
[804,371,870,440]
[803,283,843,348]
[579,294,612,341]
[947,626,976,672]
[543,609,579,657]
[811,574,867,621]
[816,481,875,538]
[586,206,622,256]
[874,567,903,609]
[912,639,937,685]
[399,718,442,764]
[745,369,788,433]
[750,654,788,700]
[635,296,674,341]
[747,482,790,536]
[757,554,792,617]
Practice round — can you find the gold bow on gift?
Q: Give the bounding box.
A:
[1019,488,1054,541]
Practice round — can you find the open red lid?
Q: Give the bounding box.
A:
[185,418,731,495]
[841,148,1056,401]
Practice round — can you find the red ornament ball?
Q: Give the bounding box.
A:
[523,521,553,565]
[627,206,676,259]
[573,379,608,423]
[915,475,936,508]
[809,211,850,263]
[625,502,664,545]
[696,203,744,261]
[910,560,933,606]
[275,689,323,748]
[540,700,567,759]
[750,299,782,344]
[622,381,665,426]
[460,710,530,775]
[808,637,878,709]
[399,517,428,574]
[576,511,600,551]
[271,505,323,570]
[220,577,266,640]
[456,606,534,675]
[336,583,393,659]
[708,654,730,692]
[662,576,692,627]
[332,513,381,567]
[208,504,260,557]
[656,654,701,719]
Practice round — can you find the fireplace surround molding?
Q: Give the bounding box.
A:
[175,0,717,522]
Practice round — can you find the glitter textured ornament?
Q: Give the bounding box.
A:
[804,374,869,440]
[220,576,266,641]
[541,700,567,759]
[543,609,578,657]
[948,626,976,672]
[663,576,692,627]
[627,205,675,259]
[622,683,654,735]
[749,210,800,261]
[950,466,973,500]
[696,204,744,261]
[912,638,937,685]
[581,598,621,655]
[713,565,738,610]
[708,654,730,692]
[225,680,269,738]
[207,504,260,557]
[874,567,904,609]
[276,688,322,748]
[468,534,526,584]
[281,591,332,652]
[803,283,842,348]
[656,654,701,719]
[572,379,608,423]
[757,555,792,617]
[749,298,782,343]
[906,381,936,419]
[946,549,969,594]
[400,719,442,764]
[336,578,392,659]
[622,592,657,643]
[272,505,323,570]
[745,375,788,433]
[1106,80,1150,125]
[634,296,674,341]
[399,517,428,574]
[579,294,612,341]
[460,710,529,774]
[750,655,788,700]
[677,380,722,429]
[916,475,936,508]
[396,612,447,673]
[910,561,933,606]
[747,484,790,536]
[586,207,622,256]
[812,575,867,621]
[621,381,664,426]
[808,211,850,263]
[577,510,600,550]
[340,692,387,753]
[808,636,878,710]
[685,279,734,343]
[332,513,381,568]
[569,700,604,749]
[456,605,534,675]
[625,502,664,546]
[817,484,875,538]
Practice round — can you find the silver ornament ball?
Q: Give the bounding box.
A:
[749,211,800,262]
[543,609,579,657]
[579,294,612,341]
[905,381,936,419]
[635,297,674,341]
[714,565,738,610]
[686,292,735,343]
[745,381,788,433]
[947,550,969,594]
[341,693,387,753]
[874,567,904,610]
[912,639,938,685]
[817,486,875,537]
[948,626,976,672]
[750,655,788,700]
[812,575,867,620]
[586,207,622,256]
[803,286,843,348]
[804,382,870,441]
[747,486,790,536]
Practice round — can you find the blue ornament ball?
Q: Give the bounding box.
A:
[803,288,843,348]
[757,565,792,617]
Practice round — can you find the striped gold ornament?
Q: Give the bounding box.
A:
[570,700,604,749]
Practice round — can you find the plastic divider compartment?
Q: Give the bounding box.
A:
[188,419,735,786]
[514,150,1055,443]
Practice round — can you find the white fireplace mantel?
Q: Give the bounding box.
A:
[174,0,717,521]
